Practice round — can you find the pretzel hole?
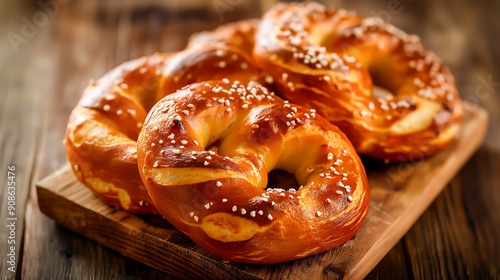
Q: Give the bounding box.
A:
[205,139,220,154]
[266,169,301,191]
[366,57,406,98]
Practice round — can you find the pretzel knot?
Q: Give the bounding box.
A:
[137,80,369,263]
[253,2,463,161]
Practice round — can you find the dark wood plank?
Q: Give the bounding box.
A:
[0,1,48,279]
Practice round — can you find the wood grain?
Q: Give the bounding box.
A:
[1,0,498,279]
[36,105,488,280]
[0,1,49,279]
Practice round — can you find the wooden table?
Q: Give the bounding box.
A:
[1,0,498,279]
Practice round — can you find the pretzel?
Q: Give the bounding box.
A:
[65,45,261,213]
[252,2,463,161]
[137,80,369,263]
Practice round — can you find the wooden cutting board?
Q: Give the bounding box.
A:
[36,105,488,280]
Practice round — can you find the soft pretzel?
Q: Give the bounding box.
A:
[137,80,369,264]
[252,2,463,161]
[65,45,261,213]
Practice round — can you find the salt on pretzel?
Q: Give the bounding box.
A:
[253,2,463,161]
[137,80,369,264]
[65,45,261,213]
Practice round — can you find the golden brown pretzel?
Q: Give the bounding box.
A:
[252,2,463,161]
[137,80,369,263]
[65,45,261,213]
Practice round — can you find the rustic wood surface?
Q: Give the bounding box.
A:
[0,0,498,279]
[36,104,488,280]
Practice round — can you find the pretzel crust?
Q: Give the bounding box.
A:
[137,80,369,263]
[188,19,260,57]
